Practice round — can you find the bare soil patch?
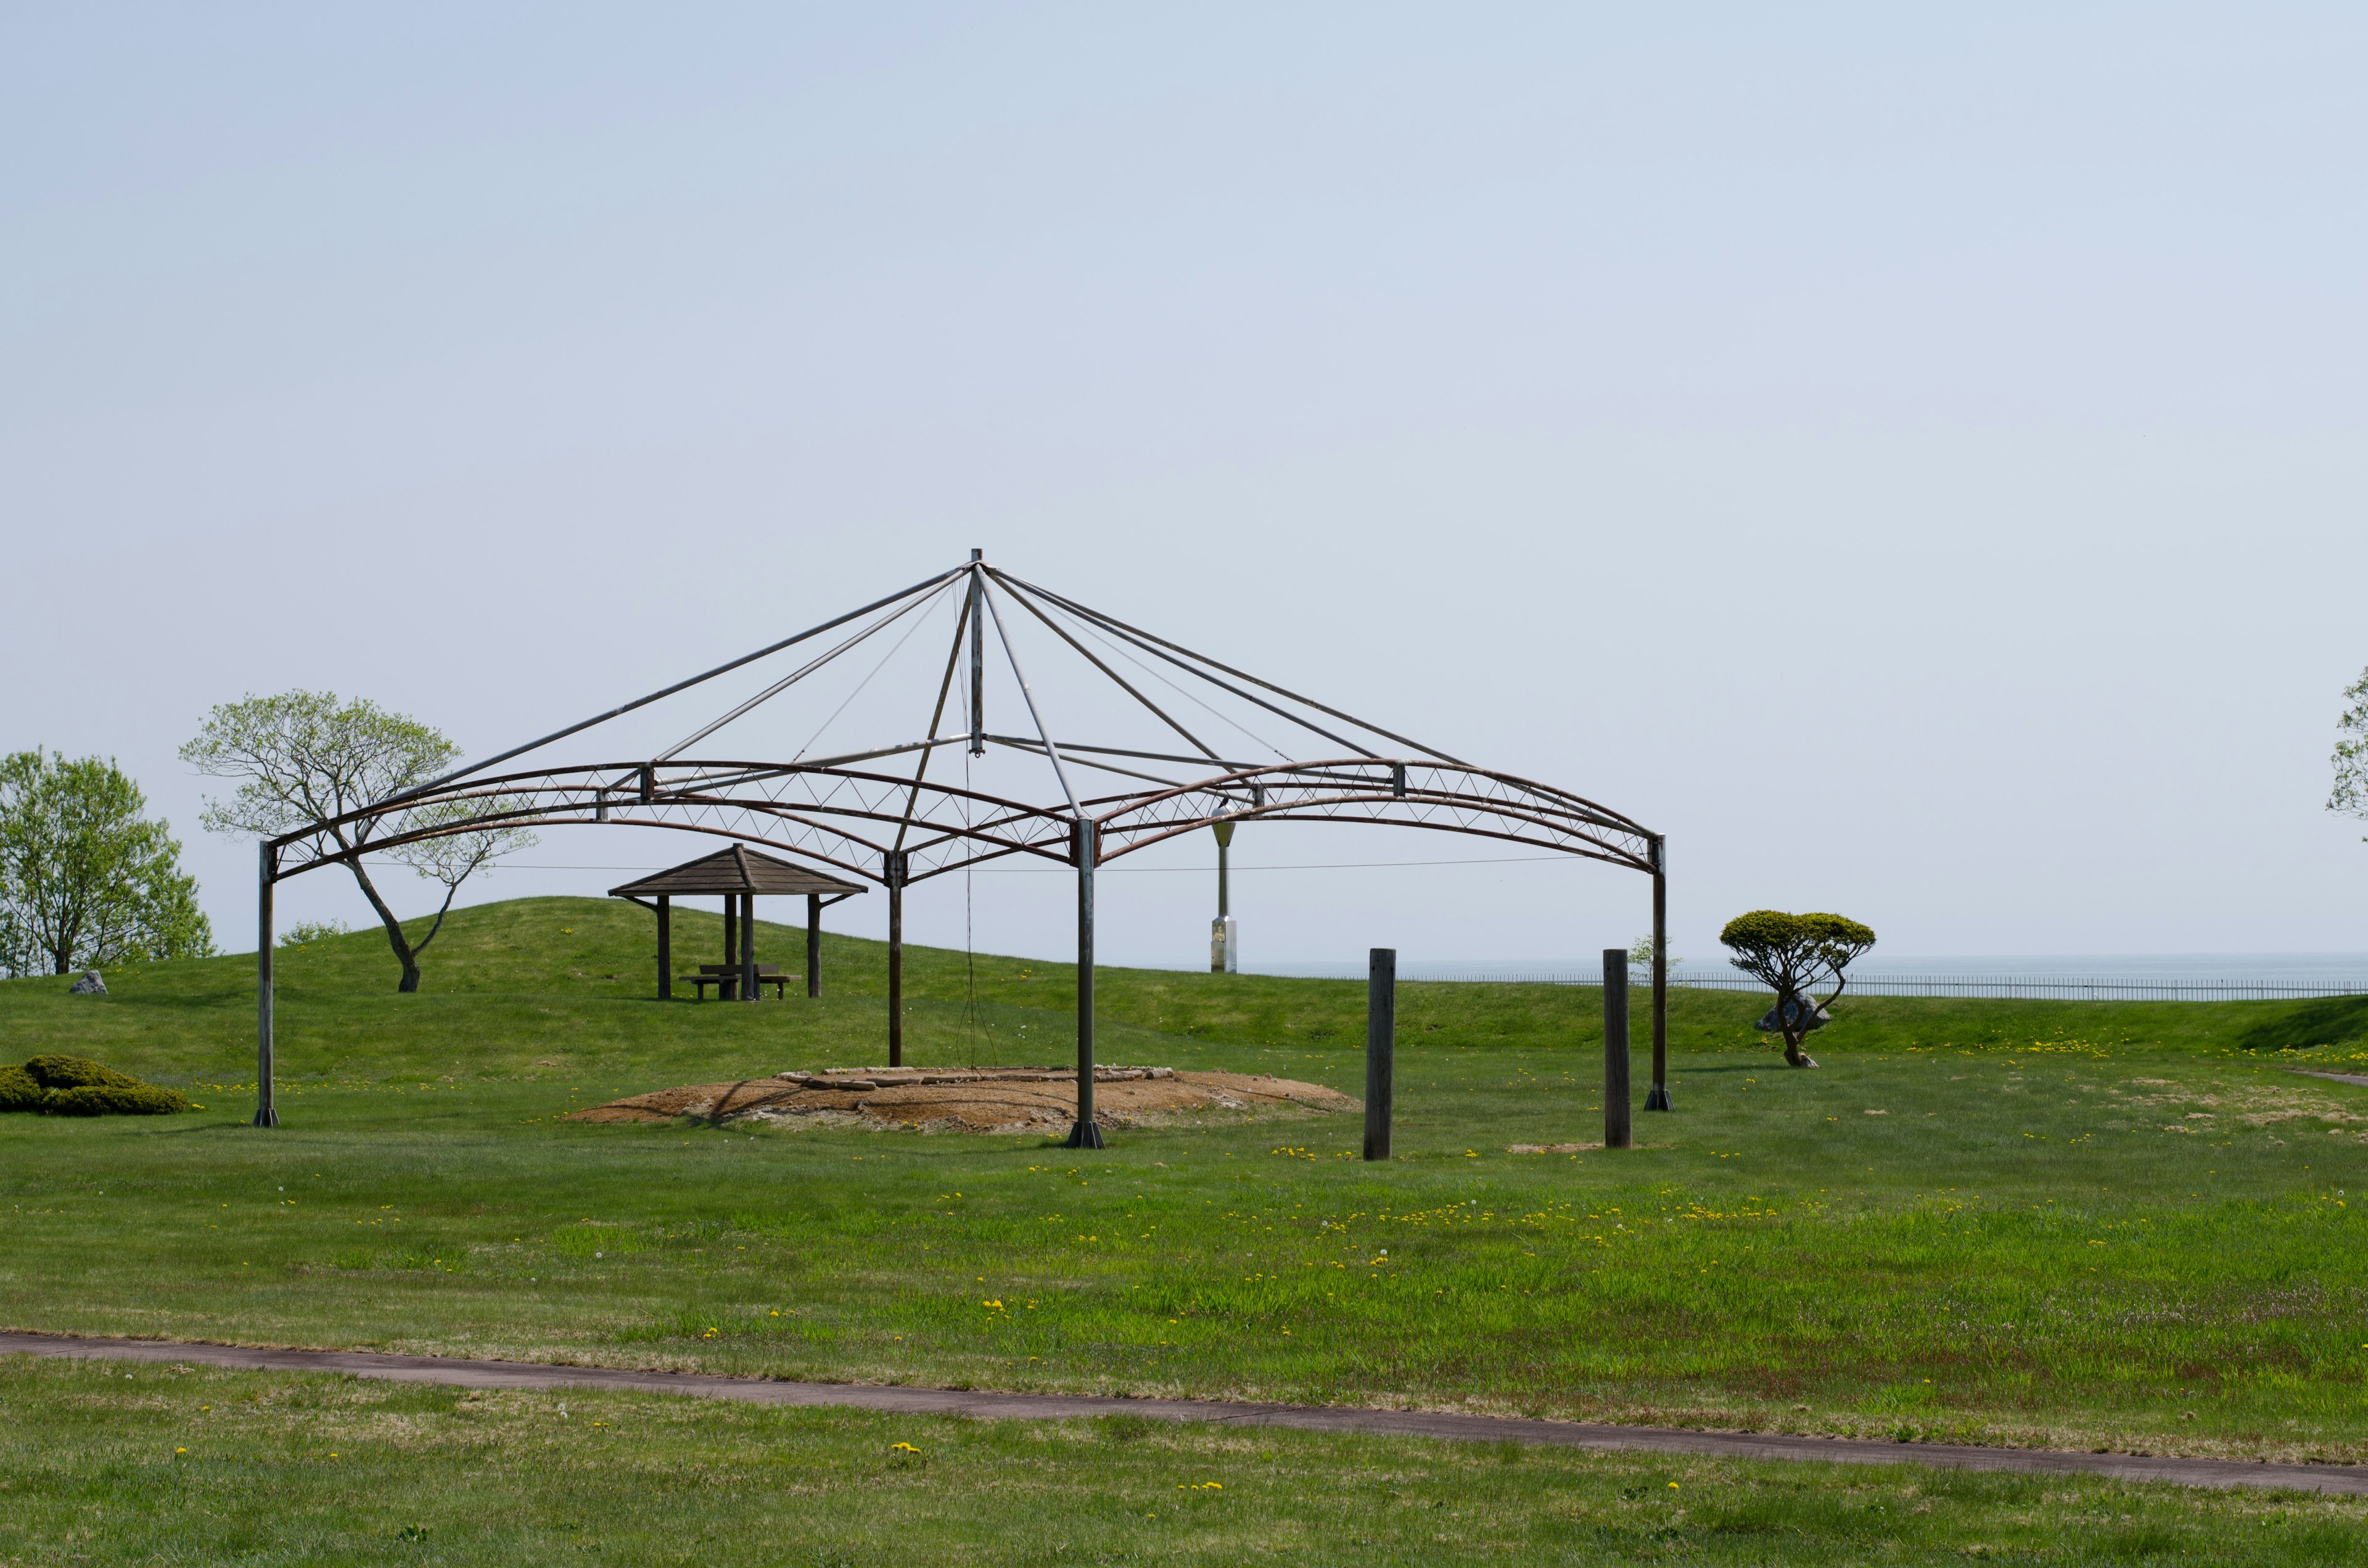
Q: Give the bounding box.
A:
[565,1065,1357,1134]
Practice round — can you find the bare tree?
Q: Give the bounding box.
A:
[181,691,533,992]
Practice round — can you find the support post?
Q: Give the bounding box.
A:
[807,892,821,998]
[1066,818,1104,1149]
[1645,839,1671,1110]
[255,842,278,1127]
[1364,947,1395,1161]
[657,895,672,1001]
[887,855,905,1067]
[741,893,758,1003]
[722,895,738,998]
[1603,948,1632,1149]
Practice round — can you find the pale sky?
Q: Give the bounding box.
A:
[7,6,2367,969]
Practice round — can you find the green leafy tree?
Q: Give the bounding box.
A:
[180,692,533,993]
[2332,667,2368,837]
[1717,909,1877,1069]
[0,750,214,977]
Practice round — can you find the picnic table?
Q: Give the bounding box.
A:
[680,963,797,1001]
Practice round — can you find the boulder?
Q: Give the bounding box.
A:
[67,971,106,996]
[1755,995,1830,1033]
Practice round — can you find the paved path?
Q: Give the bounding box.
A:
[2292,1068,2368,1088]
[6,1331,2362,1496]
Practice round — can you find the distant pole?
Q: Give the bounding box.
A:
[255,842,278,1128]
[1603,948,1632,1149]
[1364,947,1395,1161]
[807,892,821,998]
[656,895,672,1001]
[741,893,757,1003]
[1645,837,1671,1110]
[887,855,905,1067]
[1066,818,1104,1149]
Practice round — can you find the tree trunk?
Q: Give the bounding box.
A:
[1778,990,1819,1068]
[345,857,422,993]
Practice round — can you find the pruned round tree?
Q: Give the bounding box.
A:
[1717,909,1877,1068]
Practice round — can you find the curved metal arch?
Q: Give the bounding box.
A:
[261,756,1656,889]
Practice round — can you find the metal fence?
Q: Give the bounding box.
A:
[1379,970,2368,1002]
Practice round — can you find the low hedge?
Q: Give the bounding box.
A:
[24,1054,147,1091]
[0,1056,191,1116]
[43,1083,191,1116]
[0,1065,42,1114]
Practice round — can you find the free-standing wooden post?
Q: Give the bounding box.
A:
[807,892,821,998]
[656,895,672,1000]
[741,893,758,1003]
[887,855,905,1067]
[255,842,278,1127]
[1066,818,1104,1149]
[1645,840,1670,1110]
[1364,947,1395,1161]
[1603,948,1632,1149]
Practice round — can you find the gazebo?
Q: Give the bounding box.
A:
[609,844,864,1001]
[249,549,1669,1149]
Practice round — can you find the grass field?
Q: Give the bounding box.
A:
[9,1358,2367,1568]
[6,895,2368,1561]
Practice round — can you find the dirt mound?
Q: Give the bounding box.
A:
[566,1065,1356,1134]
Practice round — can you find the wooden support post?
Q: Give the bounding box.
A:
[1364,947,1395,1161]
[255,842,278,1127]
[1645,840,1671,1111]
[1066,818,1104,1149]
[741,893,757,1003]
[1603,948,1632,1149]
[887,855,904,1067]
[657,895,672,1001]
[807,892,821,999]
[722,895,738,997]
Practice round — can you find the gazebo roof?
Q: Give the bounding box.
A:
[607,844,868,899]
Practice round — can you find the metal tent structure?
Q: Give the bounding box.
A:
[251,550,1669,1146]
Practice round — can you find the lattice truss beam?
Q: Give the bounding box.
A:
[264,557,1659,883]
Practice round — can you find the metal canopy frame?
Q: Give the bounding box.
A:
[251,551,1669,1144]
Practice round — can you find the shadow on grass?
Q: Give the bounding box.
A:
[2237,996,2368,1053]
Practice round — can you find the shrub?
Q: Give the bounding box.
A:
[0,1065,42,1113]
[23,1054,145,1091]
[43,1082,190,1116]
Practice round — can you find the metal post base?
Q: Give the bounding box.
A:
[252,1106,279,1127]
[1064,1119,1105,1150]
[1644,1085,1671,1112]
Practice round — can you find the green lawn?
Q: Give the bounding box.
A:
[7,1357,2364,1567]
[5,896,2368,1561]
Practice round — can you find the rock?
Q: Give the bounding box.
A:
[68,971,106,996]
[1754,995,1829,1033]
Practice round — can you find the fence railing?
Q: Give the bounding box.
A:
[1374,970,2368,1002]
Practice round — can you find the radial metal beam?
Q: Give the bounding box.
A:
[383,564,967,807]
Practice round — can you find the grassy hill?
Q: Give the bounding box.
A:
[7,896,2364,1096]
